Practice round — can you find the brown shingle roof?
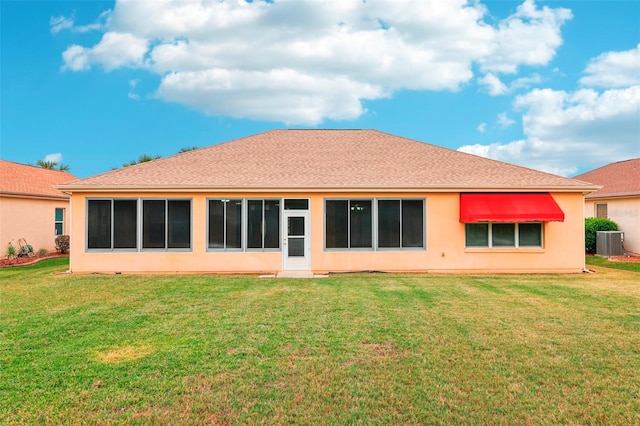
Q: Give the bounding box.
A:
[59,129,597,192]
[574,158,640,198]
[0,160,76,199]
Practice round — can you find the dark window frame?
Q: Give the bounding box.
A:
[86,198,141,251]
[141,198,192,251]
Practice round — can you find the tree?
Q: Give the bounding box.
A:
[36,160,70,171]
[123,154,161,167]
[178,146,199,153]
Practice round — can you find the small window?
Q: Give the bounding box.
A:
[465,223,542,248]
[55,208,64,236]
[596,203,608,218]
[284,199,309,210]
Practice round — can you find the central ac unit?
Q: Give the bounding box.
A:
[596,231,624,257]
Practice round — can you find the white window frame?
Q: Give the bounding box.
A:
[465,222,543,248]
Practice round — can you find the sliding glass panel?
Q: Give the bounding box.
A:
[113,200,137,249]
[519,223,542,247]
[326,200,348,248]
[378,200,400,248]
[402,200,424,248]
[87,200,111,249]
[247,200,263,249]
[264,200,280,249]
[350,200,372,248]
[143,200,166,249]
[492,223,515,247]
[465,223,488,247]
[168,200,190,249]
[226,200,242,249]
[208,200,225,249]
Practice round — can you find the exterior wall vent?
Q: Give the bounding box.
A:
[596,231,624,257]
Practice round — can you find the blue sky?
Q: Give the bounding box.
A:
[1,0,638,179]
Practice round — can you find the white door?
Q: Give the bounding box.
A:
[283,211,310,270]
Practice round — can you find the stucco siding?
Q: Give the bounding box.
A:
[68,191,586,274]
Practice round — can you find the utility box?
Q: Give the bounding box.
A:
[596,231,624,257]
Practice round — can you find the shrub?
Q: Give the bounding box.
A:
[55,235,70,254]
[38,248,49,257]
[585,217,618,254]
[6,244,16,260]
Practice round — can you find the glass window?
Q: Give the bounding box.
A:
[168,200,191,249]
[208,199,242,249]
[492,223,515,247]
[55,208,64,236]
[350,200,372,248]
[596,203,608,218]
[284,199,309,210]
[87,200,111,249]
[402,200,424,248]
[519,223,542,247]
[143,200,166,249]
[465,223,489,247]
[326,200,349,248]
[465,223,542,248]
[247,199,280,249]
[378,200,400,248]
[113,200,137,249]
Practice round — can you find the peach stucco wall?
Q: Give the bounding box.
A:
[1,195,69,254]
[585,197,640,254]
[68,191,587,274]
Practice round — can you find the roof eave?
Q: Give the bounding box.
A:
[56,184,601,194]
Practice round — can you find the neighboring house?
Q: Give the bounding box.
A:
[58,130,598,275]
[0,160,76,254]
[574,158,640,255]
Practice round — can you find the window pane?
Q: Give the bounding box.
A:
[402,200,424,248]
[55,223,63,236]
[288,216,305,237]
[465,223,488,247]
[378,200,400,248]
[326,200,348,248]
[492,223,515,247]
[87,200,111,249]
[208,200,224,249]
[143,200,166,249]
[264,200,280,249]
[350,200,372,248]
[247,200,263,248]
[519,223,542,247]
[288,238,304,257]
[168,200,190,249]
[596,204,608,218]
[114,200,137,249]
[284,199,308,210]
[55,208,64,222]
[226,200,242,249]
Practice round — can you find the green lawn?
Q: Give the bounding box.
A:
[1,258,639,425]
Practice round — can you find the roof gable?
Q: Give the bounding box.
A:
[0,160,76,198]
[574,158,640,198]
[59,129,595,191]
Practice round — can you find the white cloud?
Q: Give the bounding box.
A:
[497,113,515,128]
[478,73,508,95]
[50,16,74,34]
[459,85,640,175]
[477,123,487,133]
[479,0,572,74]
[59,0,572,124]
[44,153,63,164]
[580,43,640,88]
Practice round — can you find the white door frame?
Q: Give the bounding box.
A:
[282,210,310,271]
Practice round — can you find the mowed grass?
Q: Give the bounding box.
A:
[1,259,639,425]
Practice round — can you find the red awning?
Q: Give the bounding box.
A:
[459,193,565,223]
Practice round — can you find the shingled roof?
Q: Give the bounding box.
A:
[59,129,597,192]
[574,158,640,199]
[0,160,76,199]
